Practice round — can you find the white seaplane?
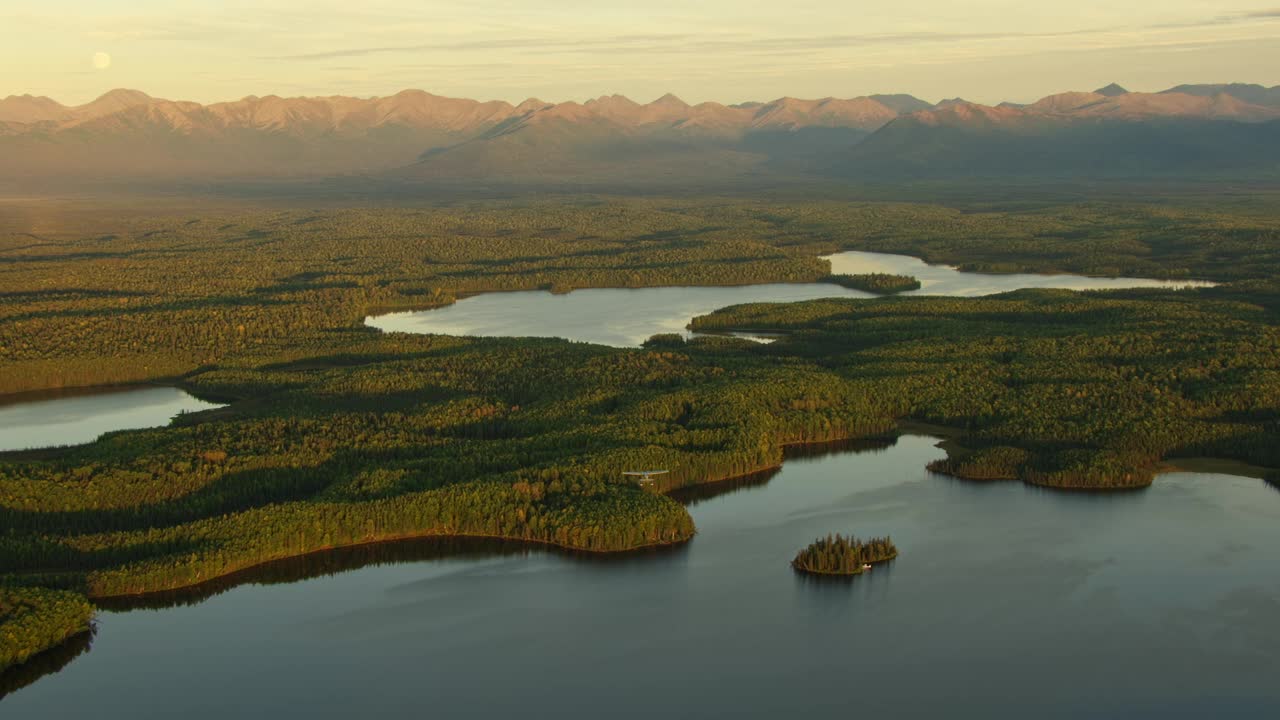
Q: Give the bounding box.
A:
[622,469,669,486]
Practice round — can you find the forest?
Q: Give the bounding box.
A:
[689,290,1280,488]
[2,193,1280,674]
[0,587,93,674]
[792,534,898,575]
[821,273,921,293]
[5,195,1280,395]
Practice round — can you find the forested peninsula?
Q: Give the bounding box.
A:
[3,195,1280,675]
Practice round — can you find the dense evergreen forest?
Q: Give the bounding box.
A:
[0,587,93,674]
[5,196,1280,395]
[2,193,1280,675]
[792,534,898,575]
[690,290,1280,488]
[822,273,921,294]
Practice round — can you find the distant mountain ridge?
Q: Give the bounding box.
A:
[2,82,1278,184]
[0,88,922,132]
[1160,83,1280,108]
[841,86,1280,178]
[0,87,926,181]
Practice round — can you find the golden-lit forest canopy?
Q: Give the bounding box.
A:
[3,194,1280,673]
[0,587,93,673]
[4,196,1280,394]
[691,290,1280,487]
[822,273,920,294]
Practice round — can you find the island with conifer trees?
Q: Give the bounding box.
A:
[821,273,922,294]
[791,534,899,576]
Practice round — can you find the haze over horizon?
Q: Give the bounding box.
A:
[5,0,1280,107]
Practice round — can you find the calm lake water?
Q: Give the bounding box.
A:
[366,251,1213,346]
[0,386,222,452]
[6,435,1277,718]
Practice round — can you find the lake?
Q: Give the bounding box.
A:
[5,435,1276,717]
[366,251,1213,346]
[0,386,222,453]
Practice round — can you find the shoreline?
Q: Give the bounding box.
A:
[1156,456,1276,480]
[86,529,696,604]
[83,431,910,606]
[0,378,196,408]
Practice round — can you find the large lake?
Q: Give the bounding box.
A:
[6,435,1277,717]
[0,386,221,452]
[367,251,1213,346]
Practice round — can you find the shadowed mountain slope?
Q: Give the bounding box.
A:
[837,90,1280,178]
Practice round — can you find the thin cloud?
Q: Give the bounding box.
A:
[267,30,1085,61]
[267,34,705,60]
[265,10,1280,63]
[1137,7,1280,30]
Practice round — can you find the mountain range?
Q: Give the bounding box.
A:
[2,82,1278,185]
[844,84,1280,178]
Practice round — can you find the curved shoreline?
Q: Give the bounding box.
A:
[0,626,94,699]
[80,437,889,604]
[929,457,1275,493]
[0,383,229,457]
[78,433,902,606]
[87,530,695,606]
[364,249,1218,320]
[14,445,1266,603]
[15,428,1279,606]
[1156,456,1278,481]
[362,249,1215,342]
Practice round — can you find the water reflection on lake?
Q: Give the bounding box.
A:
[7,435,1277,718]
[367,251,1213,346]
[0,386,222,452]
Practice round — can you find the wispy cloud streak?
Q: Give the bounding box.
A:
[265,9,1280,62]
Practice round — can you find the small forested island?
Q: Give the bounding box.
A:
[821,273,922,294]
[792,534,898,576]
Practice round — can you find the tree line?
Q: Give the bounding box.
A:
[0,587,93,674]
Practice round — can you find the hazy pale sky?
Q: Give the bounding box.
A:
[3,0,1278,105]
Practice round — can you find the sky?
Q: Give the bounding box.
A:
[3,0,1279,106]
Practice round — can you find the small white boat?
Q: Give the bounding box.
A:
[861,563,872,570]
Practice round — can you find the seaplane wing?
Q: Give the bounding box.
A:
[622,470,669,476]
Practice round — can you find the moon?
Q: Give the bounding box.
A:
[92,52,111,70]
